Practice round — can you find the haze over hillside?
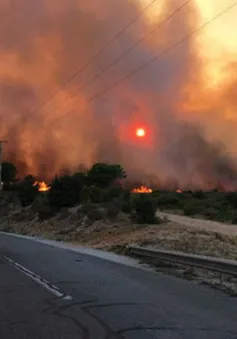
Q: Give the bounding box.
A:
[0,0,237,189]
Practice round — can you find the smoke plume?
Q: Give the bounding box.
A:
[0,0,236,189]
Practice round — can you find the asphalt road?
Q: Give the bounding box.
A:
[0,233,237,339]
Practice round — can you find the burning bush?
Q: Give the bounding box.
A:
[132,186,152,194]
[34,181,50,192]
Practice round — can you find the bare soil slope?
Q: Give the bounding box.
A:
[1,204,237,261]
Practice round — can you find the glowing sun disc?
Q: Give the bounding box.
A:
[136,128,146,137]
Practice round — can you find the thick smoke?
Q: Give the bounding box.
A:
[0,0,236,189]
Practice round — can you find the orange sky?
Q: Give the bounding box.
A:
[140,0,237,49]
[198,0,237,51]
[141,0,237,81]
[1,0,237,188]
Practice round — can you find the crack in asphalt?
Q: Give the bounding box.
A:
[42,298,98,314]
[45,298,90,339]
[2,240,237,339]
[43,299,237,339]
[43,298,124,339]
[105,326,237,339]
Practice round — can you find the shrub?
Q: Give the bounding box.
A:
[183,200,203,216]
[191,191,205,199]
[106,202,121,219]
[72,172,87,186]
[81,202,95,214]
[121,201,133,214]
[103,187,123,202]
[203,207,218,219]
[2,162,17,184]
[225,192,237,208]
[120,189,133,214]
[134,194,158,224]
[122,189,131,202]
[31,193,49,213]
[215,208,237,224]
[156,193,180,210]
[80,187,90,203]
[48,175,82,208]
[230,211,237,224]
[87,208,105,222]
[38,205,58,221]
[87,163,126,188]
[18,178,39,207]
[87,186,104,203]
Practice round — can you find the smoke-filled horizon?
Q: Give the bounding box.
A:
[0,0,237,190]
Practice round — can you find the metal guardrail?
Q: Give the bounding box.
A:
[127,245,237,277]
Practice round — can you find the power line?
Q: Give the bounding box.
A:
[49,0,237,120]
[35,0,192,121]
[30,0,158,116]
[71,0,192,95]
[87,1,237,103]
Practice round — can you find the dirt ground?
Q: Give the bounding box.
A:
[2,208,237,261]
[76,221,237,261]
[158,212,237,236]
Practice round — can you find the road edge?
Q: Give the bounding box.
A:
[0,231,150,270]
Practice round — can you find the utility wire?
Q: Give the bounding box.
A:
[30,0,158,115]
[87,1,237,103]
[35,0,192,121]
[49,0,237,120]
[71,0,192,96]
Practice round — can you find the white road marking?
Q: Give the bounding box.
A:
[1,254,72,301]
[0,231,147,270]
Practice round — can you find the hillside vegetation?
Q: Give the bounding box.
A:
[1,162,237,261]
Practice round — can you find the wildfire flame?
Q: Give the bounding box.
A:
[132,185,153,194]
[34,181,50,192]
[176,189,183,193]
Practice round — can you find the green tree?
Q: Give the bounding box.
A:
[18,176,38,206]
[48,174,83,208]
[2,162,17,183]
[72,171,87,186]
[103,186,123,202]
[134,194,158,224]
[87,163,126,188]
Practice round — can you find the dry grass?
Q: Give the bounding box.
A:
[2,208,237,261]
[158,212,237,236]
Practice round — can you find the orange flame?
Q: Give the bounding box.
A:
[34,181,50,192]
[176,189,182,193]
[132,185,153,194]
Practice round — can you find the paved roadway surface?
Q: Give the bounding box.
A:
[0,232,237,339]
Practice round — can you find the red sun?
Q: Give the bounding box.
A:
[136,128,146,138]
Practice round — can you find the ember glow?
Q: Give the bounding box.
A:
[0,0,237,190]
[34,181,50,192]
[132,186,153,194]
